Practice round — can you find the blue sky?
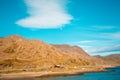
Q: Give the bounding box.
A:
[0,0,120,55]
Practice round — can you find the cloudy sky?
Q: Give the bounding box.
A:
[0,0,120,55]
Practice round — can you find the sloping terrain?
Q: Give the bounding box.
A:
[0,35,91,71]
[0,35,120,72]
[93,54,120,66]
[52,44,120,67]
[52,44,90,59]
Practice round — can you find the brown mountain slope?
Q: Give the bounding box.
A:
[52,44,120,67]
[93,54,120,66]
[0,35,120,73]
[0,35,91,71]
[52,44,90,59]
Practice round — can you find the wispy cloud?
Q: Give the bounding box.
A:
[92,26,116,29]
[77,45,92,48]
[77,45,92,51]
[74,40,95,44]
[111,32,120,40]
[97,32,120,40]
[88,44,120,53]
[73,39,120,55]
[16,0,73,29]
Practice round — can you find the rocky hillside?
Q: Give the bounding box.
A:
[93,54,120,67]
[52,44,90,59]
[52,44,120,67]
[0,35,91,71]
[0,35,120,72]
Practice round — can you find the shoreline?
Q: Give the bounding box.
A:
[0,68,106,79]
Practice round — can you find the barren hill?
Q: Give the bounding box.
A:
[93,54,120,66]
[52,44,120,67]
[52,44,90,59]
[0,35,91,72]
[0,35,120,73]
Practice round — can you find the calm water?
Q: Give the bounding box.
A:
[35,66,120,80]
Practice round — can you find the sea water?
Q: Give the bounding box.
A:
[36,66,120,80]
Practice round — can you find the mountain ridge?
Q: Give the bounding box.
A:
[0,35,120,72]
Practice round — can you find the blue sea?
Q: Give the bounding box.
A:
[36,66,120,80]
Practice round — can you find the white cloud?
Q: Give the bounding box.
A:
[74,40,96,44]
[98,32,120,40]
[16,0,73,29]
[88,44,120,53]
[74,39,120,55]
